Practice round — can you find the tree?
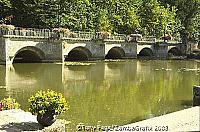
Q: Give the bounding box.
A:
[10,0,68,28]
[191,13,200,42]
[109,0,141,34]
[96,9,113,32]
[60,0,97,32]
[1,0,197,47]
[176,0,200,44]
[139,0,176,37]
[0,0,12,24]
[159,0,200,53]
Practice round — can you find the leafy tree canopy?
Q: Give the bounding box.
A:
[0,0,199,42]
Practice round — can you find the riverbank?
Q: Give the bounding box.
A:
[0,109,66,132]
[122,106,200,131]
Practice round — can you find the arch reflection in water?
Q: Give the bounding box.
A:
[0,65,6,86]
[0,65,7,99]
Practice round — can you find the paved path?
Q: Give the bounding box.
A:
[119,106,200,132]
[0,109,66,132]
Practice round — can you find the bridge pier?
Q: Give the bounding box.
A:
[153,43,168,59]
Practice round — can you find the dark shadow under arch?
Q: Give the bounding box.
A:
[13,46,45,63]
[105,47,125,59]
[66,47,92,61]
[138,48,154,57]
[168,47,182,56]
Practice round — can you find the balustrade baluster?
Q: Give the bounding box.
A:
[5,30,8,35]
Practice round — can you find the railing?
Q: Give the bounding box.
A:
[0,27,181,43]
[140,36,182,44]
[107,34,126,41]
[59,31,95,39]
[0,27,52,38]
[95,32,126,41]
[0,27,126,41]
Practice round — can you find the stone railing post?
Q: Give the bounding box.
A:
[193,85,200,106]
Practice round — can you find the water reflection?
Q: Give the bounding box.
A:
[0,60,198,130]
[0,63,64,108]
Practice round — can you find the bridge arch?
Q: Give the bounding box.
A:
[105,47,125,59]
[168,47,182,56]
[13,46,45,63]
[67,46,92,61]
[138,48,154,57]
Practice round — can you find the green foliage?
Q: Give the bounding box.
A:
[176,0,200,41]
[159,0,200,41]
[139,0,177,37]
[28,90,69,115]
[191,13,200,41]
[123,8,141,34]
[65,62,94,66]
[97,31,111,40]
[0,24,15,30]
[0,97,20,110]
[97,9,113,32]
[0,0,12,23]
[0,0,199,42]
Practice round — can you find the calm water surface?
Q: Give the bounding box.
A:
[0,60,199,130]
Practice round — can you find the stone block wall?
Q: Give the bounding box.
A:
[121,42,137,58]
[153,44,168,58]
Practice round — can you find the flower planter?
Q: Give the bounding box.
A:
[37,111,56,127]
[28,90,69,127]
[97,31,110,40]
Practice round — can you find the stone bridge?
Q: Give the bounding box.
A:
[0,27,182,65]
[63,39,137,61]
[137,42,183,58]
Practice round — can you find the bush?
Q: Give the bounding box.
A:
[0,24,15,31]
[28,90,69,115]
[97,31,110,40]
[196,53,200,58]
[0,98,20,111]
[53,27,72,37]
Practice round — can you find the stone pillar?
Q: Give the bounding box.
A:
[193,86,200,106]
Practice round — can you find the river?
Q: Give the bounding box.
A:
[0,60,199,130]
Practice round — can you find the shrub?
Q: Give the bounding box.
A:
[97,31,110,40]
[53,28,70,33]
[0,24,15,31]
[196,53,200,58]
[69,32,77,38]
[0,98,20,111]
[28,90,69,115]
[53,27,72,37]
